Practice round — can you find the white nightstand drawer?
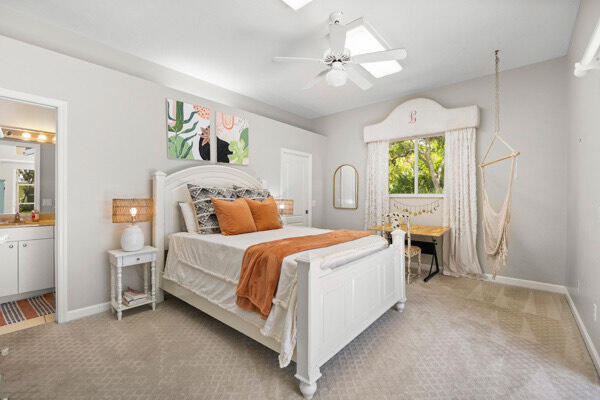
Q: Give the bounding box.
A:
[121,252,156,267]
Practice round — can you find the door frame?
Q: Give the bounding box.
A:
[280,148,312,227]
[0,87,68,323]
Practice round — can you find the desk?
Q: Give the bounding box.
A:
[368,224,450,282]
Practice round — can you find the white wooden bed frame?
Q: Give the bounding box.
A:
[152,165,406,399]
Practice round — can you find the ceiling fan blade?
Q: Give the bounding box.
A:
[345,67,373,90]
[273,56,323,64]
[303,69,328,90]
[329,23,347,54]
[352,48,408,64]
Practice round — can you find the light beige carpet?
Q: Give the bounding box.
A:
[1,276,598,399]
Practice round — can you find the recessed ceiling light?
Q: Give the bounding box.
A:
[280,0,313,10]
[345,24,402,78]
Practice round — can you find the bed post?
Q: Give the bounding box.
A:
[295,253,321,400]
[152,170,166,303]
[391,229,406,312]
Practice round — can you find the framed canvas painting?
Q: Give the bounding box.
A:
[166,99,210,161]
[215,112,249,165]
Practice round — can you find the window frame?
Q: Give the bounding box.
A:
[388,135,445,198]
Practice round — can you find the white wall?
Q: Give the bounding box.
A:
[0,35,326,312]
[566,0,600,355]
[0,97,56,132]
[313,57,569,285]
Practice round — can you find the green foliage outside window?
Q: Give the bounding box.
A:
[389,136,445,195]
[16,168,35,214]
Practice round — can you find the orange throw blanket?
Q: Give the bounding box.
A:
[236,230,372,319]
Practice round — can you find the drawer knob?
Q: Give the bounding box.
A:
[136,257,141,261]
[23,243,27,247]
[8,244,13,249]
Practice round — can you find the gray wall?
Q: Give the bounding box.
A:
[313,57,569,285]
[39,143,55,213]
[0,35,326,312]
[566,0,600,354]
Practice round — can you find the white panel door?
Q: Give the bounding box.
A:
[280,149,312,227]
[0,241,18,297]
[18,238,54,293]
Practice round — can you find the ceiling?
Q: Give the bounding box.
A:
[0,0,580,119]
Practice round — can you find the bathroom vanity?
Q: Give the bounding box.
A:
[0,222,55,299]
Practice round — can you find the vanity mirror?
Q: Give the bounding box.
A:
[333,164,358,209]
[0,141,40,214]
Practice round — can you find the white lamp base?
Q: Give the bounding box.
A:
[121,224,144,252]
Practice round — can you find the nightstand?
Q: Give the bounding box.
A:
[108,246,157,320]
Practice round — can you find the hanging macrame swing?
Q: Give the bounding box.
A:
[480,50,520,279]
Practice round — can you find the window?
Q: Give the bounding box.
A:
[16,168,35,213]
[389,135,445,196]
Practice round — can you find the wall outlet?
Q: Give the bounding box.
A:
[594,303,597,322]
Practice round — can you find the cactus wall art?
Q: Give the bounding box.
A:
[166,99,211,161]
[216,112,249,165]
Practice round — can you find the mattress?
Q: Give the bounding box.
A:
[163,226,388,367]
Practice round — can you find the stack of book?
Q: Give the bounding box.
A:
[122,287,147,306]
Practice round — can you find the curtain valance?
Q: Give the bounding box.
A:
[363,98,479,143]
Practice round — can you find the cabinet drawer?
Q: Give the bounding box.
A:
[0,226,54,242]
[121,252,156,267]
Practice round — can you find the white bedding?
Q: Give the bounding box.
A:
[163,226,388,367]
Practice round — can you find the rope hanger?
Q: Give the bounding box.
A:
[480,50,520,169]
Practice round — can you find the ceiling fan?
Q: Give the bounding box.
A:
[273,11,407,90]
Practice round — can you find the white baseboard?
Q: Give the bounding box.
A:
[565,291,600,376]
[484,274,568,294]
[65,301,110,322]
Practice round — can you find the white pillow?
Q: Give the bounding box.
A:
[179,202,198,233]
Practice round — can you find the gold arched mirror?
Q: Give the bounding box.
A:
[333,164,358,209]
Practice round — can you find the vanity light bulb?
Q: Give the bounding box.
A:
[22,132,31,140]
[38,134,47,142]
[130,207,137,217]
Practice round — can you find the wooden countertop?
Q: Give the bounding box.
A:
[367,223,450,237]
[0,219,55,229]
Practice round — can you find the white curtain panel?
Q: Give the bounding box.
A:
[442,128,483,277]
[364,140,390,229]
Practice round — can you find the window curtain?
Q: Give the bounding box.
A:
[364,140,389,229]
[442,127,482,277]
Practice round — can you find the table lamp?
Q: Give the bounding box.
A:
[275,199,294,215]
[112,199,153,251]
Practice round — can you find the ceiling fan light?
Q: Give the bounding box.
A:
[326,64,347,87]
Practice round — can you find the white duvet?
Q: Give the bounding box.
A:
[163,226,388,367]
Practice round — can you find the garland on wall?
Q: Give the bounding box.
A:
[390,198,441,217]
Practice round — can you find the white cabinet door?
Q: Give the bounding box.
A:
[0,241,18,297]
[18,238,54,293]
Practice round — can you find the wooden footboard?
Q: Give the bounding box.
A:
[295,230,406,399]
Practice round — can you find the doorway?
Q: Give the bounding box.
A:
[280,148,312,227]
[0,88,67,327]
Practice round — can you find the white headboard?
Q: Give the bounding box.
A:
[152,165,263,282]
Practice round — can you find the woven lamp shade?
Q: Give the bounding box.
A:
[275,199,294,215]
[112,199,153,223]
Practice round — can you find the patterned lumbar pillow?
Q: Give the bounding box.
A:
[233,185,272,201]
[187,184,237,233]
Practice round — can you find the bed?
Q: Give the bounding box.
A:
[152,165,406,399]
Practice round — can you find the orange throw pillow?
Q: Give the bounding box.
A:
[211,198,257,235]
[243,196,283,231]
